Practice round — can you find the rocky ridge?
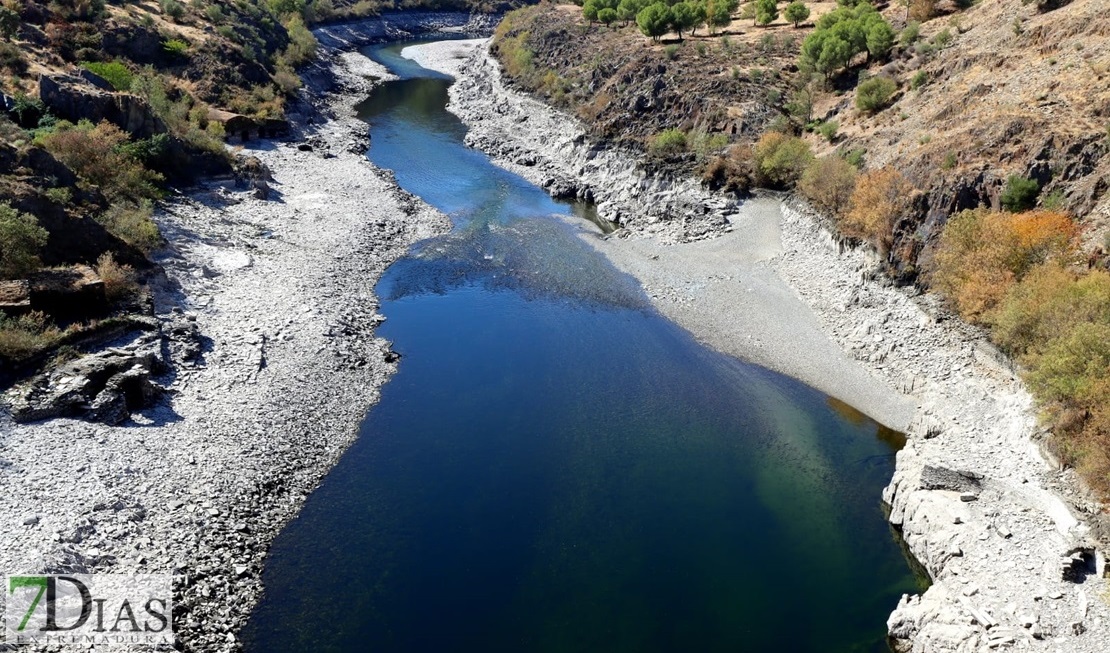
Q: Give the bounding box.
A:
[422,39,1110,653]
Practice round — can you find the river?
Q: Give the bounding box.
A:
[240,39,921,653]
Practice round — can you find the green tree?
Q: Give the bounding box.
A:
[637,2,673,41]
[618,0,651,23]
[755,0,777,25]
[0,202,48,279]
[584,0,603,22]
[864,13,895,61]
[598,7,618,25]
[783,1,810,27]
[801,31,852,79]
[671,1,704,38]
[705,0,738,32]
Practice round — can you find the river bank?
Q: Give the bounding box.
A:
[0,18,493,652]
[405,38,1110,652]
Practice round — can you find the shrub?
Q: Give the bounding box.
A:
[841,167,914,254]
[816,120,838,142]
[799,156,857,215]
[941,151,957,170]
[689,129,728,160]
[39,120,163,203]
[95,252,138,302]
[282,15,317,67]
[81,61,133,91]
[160,0,185,21]
[931,209,1079,320]
[753,131,813,187]
[0,6,19,40]
[0,40,25,74]
[755,0,777,25]
[650,128,687,155]
[664,43,680,60]
[900,21,920,46]
[0,202,48,279]
[0,312,64,362]
[1001,175,1041,212]
[992,265,1110,356]
[163,39,190,57]
[856,76,897,113]
[910,70,927,90]
[96,200,161,253]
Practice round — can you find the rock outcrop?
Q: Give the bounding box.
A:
[38,73,166,139]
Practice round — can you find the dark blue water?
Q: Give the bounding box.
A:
[241,41,920,653]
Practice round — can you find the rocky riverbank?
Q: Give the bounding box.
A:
[0,18,491,653]
[406,38,1110,653]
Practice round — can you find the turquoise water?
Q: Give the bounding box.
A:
[241,41,920,653]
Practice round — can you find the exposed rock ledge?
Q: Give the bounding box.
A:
[407,38,1110,653]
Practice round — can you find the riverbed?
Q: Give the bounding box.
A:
[241,40,919,653]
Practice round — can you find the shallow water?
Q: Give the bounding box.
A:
[241,40,920,653]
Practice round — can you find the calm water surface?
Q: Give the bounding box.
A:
[241,40,921,653]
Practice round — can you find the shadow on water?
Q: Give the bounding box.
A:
[241,40,919,653]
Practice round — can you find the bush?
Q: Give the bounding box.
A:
[798,155,857,215]
[899,21,920,46]
[39,120,163,203]
[0,202,48,279]
[992,265,1110,356]
[930,209,1078,320]
[0,6,19,40]
[0,40,26,74]
[650,128,687,155]
[815,120,838,142]
[95,252,138,302]
[1000,174,1040,212]
[80,61,133,91]
[97,199,161,253]
[0,312,64,362]
[910,70,927,90]
[163,39,190,57]
[989,266,1110,490]
[856,76,897,113]
[753,131,813,187]
[755,0,777,25]
[841,167,914,254]
[282,15,317,67]
[160,0,185,21]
